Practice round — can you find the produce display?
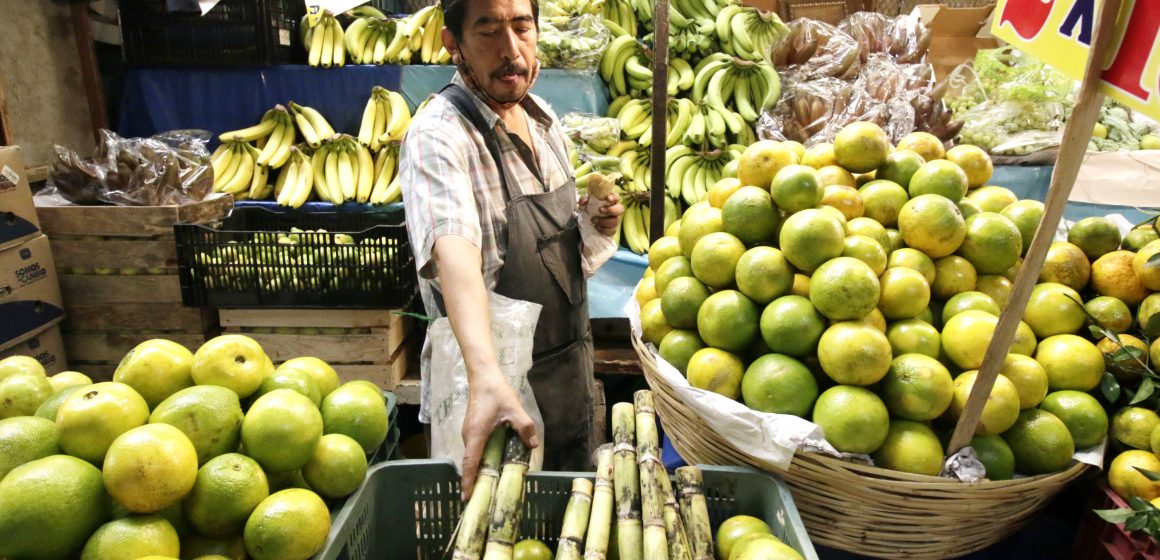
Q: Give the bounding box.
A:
[634,119,1147,481]
[211,86,413,207]
[302,5,451,67]
[0,339,392,560]
[450,391,806,559]
[947,46,1160,155]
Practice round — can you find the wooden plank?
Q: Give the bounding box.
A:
[62,303,217,332]
[73,362,117,382]
[51,236,177,271]
[63,332,210,362]
[0,63,10,145]
[219,308,406,329]
[233,327,408,364]
[394,372,421,405]
[59,274,184,304]
[34,195,234,237]
[333,339,412,391]
[70,2,107,136]
[594,344,643,375]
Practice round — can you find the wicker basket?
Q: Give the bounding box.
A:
[631,334,1090,559]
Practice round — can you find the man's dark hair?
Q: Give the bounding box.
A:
[441,0,539,41]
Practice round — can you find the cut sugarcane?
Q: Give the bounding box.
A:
[585,444,615,560]
[675,467,714,560]
[612,402,643,560]
[659,469,692,560]
[482,433,532,560]
[634,391,668,560]
[558,478,595,560]
[454,428,510,560]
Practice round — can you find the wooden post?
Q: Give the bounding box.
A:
[70,2,109,137]
[946,0,1123,456]
[648,0,671,242]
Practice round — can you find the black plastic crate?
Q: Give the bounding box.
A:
[175,206,416,309]
[119,0,305,67]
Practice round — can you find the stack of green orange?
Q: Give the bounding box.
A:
[637,121,1148,480]
[0,336,390,560]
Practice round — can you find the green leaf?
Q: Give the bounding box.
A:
[1091,325,1108,339]
[1106,329,1124,346]
[1131,376,1155,405]
[1096,508,1136,523]
[1127,514,1150,532]
[1136,467,1160,482]
[1147,251,1160,270]
[1102,372,1123,403]
[1114,346,1147,362]
[1131,495,1154,509]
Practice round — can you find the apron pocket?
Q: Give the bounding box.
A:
[537,223,584,306]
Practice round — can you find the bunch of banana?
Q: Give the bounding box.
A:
[288,102,337,149]
[692,53,781,123]
[638,97,696,149]
[664,144,742,205]
[402,4,451,64]
[657,4,718,61]
[357,86,414,151]
[218,105,296,169]
[716,5,790,62]
[542,0,605,18]
[309,135,376,205]
[210,140,261,196]
[344,14,408,65]
[609,97,652,141]
[618,146,653,192]
[628,0,653,32]
[599,34,654,97]
[303,12,346,67]
[274,148,315,208]
[621,194,678,254]
[601,0,637,38]
[368,145,403,205]
[666,57,694,96]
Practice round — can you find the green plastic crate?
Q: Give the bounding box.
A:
[315,459,818,560]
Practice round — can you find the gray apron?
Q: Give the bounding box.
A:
[439,84,597,470]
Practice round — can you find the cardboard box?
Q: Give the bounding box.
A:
[0,324,67,375]
[0,146,43,252]
[0,235,64,348]
[915,4,1002,81]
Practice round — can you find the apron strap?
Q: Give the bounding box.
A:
[438,84,524,203]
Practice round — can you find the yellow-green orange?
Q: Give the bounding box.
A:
[812,386,890,454]
[48,371,92,394]
[1093,250,1150,306]
[802,142,836,168]
[276,357,339,398]
[946,145,993,188]
[661,276,710,330]
[708,178,743,209]
[872,420,944,476]
[738,140,799,189]
[0,455,109,559]
[735,247,793,305]
[896,131,945,161]
[0,416,59,481]
[846,217,891,249]
[760,295,825,358]
[184,453,269,538]
[648,236,683,271]
[149,385,244,466]
[1111,407,1160,450]
[1038,242,1090,292]
[942,291,999,325]
[809,257,880,321]
[242,389,323,472]
[679,205,724,258]
[243,489,331,560]
[113,339,195,410]
[818,165,856,188]
[321,382,390,455]
[80,515,180,560]
[958,198,983,219]
[716,515,772,560]
[834,121,891,173]
[858,180,909,228]
[1125,227,1160,251]
[965,186,1016,213]
[1039,391,1107,449]
[741,354,817,417]
[654,255,693,296]
[0,355,44,381]
[640,298,672,347]
[948,371,1021,436]
[692,232,747,289]
[191,335,272,399]
[34,385,84,421]
[779,208,846,272]
[253,368,322,407]
[877,267,930,320]
[103,424,198,513]
[941,310,1008,370]
[686,348,744,399]
[842,235,888,276]
[179,534,247,559]
[1001,354,1048,409]
[1133,242,1160,290]
[1142,294,1160,337]
[659,329,704,375]
[908,160,969,202]
[302,433,367,499]
[1023,282,1085,338]
[769,164,824,214]
[1085,296,1133,337]
[723,186,779,246]
[821,185,864,221]
[817,322,892,385]
[957,212,1023,274]
[976,275,1014,310]
[898,194,967,258]
[932,255,978,300]
[697,290,759,353]
[875,150,925,190]
[57,382,150,465]
[1069,216,1122,260]
[1099,334,1149,382]
[971,435,1016,480]
[1002,409,1075,475]
[1000,200,1044,257]
[635,276,657,307]
[0,371,52,420]
[888,248,936,284]
[881,353,953,421]
[1109,450,1160,501]
[1035,334,1103,391]
[885,319,941,359]
[733,538,804,560]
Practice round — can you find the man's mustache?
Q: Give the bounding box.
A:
[491,62,530,79]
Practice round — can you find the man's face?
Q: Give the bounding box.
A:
[446,0,538,106]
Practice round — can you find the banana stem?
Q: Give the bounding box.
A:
[453,428,509,560]
[557,478,595,560]
[613,402,643,560]
[482,433,532,560]
[675,467,714,560]
[584,445,615,560]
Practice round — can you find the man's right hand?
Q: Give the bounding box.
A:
[459,372,539,501]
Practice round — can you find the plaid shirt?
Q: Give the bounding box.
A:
[400,73,616,421]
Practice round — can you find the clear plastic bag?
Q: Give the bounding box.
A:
[770,19,862,80]
[537,14,610,74]
[838,12,931,65]
[426,292,546,471]
[45,128,214,206]
[561,112,621,154]
[540,0,604,18]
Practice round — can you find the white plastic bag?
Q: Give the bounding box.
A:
[427,292,546,470]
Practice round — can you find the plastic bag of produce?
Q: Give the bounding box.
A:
[561,112,621,154]
[838,11,930,65]
[45,128,214,206]
[540,0,604,18]
[770,19,862,80]
[537,14,610,73]
[427,292,546,471]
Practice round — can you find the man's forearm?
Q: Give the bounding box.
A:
[433,235,502,385]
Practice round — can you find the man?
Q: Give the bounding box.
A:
[399,0,623,497]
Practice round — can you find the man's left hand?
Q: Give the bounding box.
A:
[581,192,623,236]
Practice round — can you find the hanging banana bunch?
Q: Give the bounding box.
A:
[357,86,414,151]
[715,4,790,63]
[273,148,315,208]
[664,144,744,206]
[307,135,381,205]
[210,141,260,196]
[638,98,699,149]
[369,144,403,205]
[691,53,782,124]
[345,14,410,65]
[398,4,451,65]
[601,0,638,38]
[599,35,652,98]
[288,101,337,149]
[303,12,346,68]
[610,98,652,142]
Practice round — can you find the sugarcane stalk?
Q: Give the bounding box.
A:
[634,391,668,560]
[454,428,510,560]
[675,467,714,560]
[482,432,532,560]
[659,469,692,560]
[584,445,615,560]
[612,402,643,560]
[557,478,595,560]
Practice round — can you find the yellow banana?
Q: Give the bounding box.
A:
[355,143,374,203]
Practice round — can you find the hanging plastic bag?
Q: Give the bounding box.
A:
[537,14,610,74]
[426,292,546,470]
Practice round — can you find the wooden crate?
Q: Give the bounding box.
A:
[63,331,212,363]
[220,308,416,391]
